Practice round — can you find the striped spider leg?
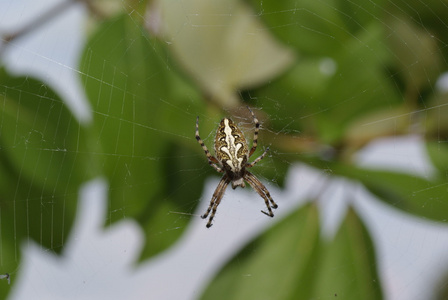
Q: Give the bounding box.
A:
[195,107,278,228]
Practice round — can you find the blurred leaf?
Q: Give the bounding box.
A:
[156,0,295,108]
[139,144,211,256]
[385,15,442,97]
[426,141,448,177]
[199,202,384,300]
[243,57,329,137]
[315,23,398,143]
[312,207,383,299]
[326,163,448,223]
[199,203,321,300]
[387,1,448,60]
[336,0,385,34]
[249,0,351,56]
[81,14,166,220]
[0,68,91,298]
[80,14,206,259]
[249,18,400,143]
[425,92,448,140]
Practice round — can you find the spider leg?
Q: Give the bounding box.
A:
[247,106,260,157]
[196,116,224,173]
[244,171,278,217]
[246,147,269,168]
[201,174,230,228]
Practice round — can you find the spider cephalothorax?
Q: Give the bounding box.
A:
[195,107,278,228]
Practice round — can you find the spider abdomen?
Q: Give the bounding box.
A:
[215,118,248,174]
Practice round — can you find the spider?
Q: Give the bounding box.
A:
[195,107,278,228]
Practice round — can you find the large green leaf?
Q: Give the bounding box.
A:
[199,203,321,300]
[323,162,448,223]
[199,203,384,300]
[158,0,295,108]
[81,14,165,220]
[0,68,91,298]
[312,207,383,299]
[80,14,205,259]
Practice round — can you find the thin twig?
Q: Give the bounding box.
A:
[0,0,105,56]
[1,0,77,53]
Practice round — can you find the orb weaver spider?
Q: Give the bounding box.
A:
[195,107,278,228]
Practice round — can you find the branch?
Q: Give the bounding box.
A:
[0,0,105,56]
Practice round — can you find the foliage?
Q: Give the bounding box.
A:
[200,204,382,300]
[1,0,448,299]
[0,69,92,298]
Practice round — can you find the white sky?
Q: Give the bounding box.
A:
[2,1,448,299]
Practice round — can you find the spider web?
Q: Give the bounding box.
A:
[1,0,448,299]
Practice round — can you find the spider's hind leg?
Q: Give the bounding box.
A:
[244,171,278,218]
[201,175,230,228]
[260,197,278,218]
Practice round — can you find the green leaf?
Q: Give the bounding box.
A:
[249,0,351,56]
[157,0,295,108]
[199,203,384,300]
[80,14,205,259]
[314,23,398,143]
[385,15,442,95]
[199,203,321,300]
[253,39,401,143]
[386,1,448,61]
[246,0,401,143]
[335,0,386,34]
[0,68,91,298]
[426,141,448,178]
[81,15,165,219]
[312,207,383,299]
[138,143,211,257]
[326,163,448,223]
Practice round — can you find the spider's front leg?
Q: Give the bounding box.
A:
[196,116,224,173]
[247,106,260,157]
[201,174,230,228]
[246,147,269,168]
